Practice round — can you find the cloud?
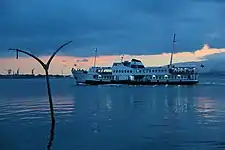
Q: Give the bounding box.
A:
[1,0,225,57]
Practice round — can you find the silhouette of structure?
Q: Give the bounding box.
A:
[9,41,72,125]
[16,68,20,75]
[4,69,12,75]
[32,68,35,75]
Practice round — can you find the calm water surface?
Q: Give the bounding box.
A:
[1,75,225,150]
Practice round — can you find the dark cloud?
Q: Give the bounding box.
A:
[175,52,225,73]
[1,0,225,57]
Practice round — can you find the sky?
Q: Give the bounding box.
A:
[1,0,225,74]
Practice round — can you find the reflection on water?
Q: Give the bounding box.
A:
[1,79,225,150]
[195,97,225,127]
[47,122,55,150]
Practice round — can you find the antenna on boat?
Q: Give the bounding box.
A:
[93,48,97,67]
[169,33,176,67]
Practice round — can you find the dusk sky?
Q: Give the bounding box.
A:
[1,0,225,74]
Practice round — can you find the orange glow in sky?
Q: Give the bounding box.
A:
[0,44,225,75]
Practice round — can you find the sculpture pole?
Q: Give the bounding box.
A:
[9,41,72,124]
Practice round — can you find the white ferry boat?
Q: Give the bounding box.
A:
[71,35,199,85]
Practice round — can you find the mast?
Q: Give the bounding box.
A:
[93,48,97,67]
[169,33,176,66]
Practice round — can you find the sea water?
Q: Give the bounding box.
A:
[1,75,225,150]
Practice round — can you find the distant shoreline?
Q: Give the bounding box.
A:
[0,74,72,79]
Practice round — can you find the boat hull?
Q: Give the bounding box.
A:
[83,80,199,85]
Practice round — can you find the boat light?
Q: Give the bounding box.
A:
[129,75,134,80]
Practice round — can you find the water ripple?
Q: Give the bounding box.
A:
[0,96,75,124]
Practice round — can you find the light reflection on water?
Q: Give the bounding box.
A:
[1,79,225,150]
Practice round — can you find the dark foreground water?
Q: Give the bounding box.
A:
[1,75,225,150]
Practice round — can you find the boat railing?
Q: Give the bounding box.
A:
[71,68,87,72]
[169,67,197,75]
